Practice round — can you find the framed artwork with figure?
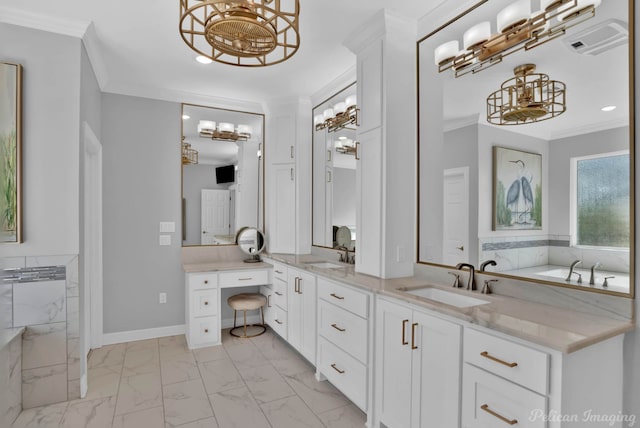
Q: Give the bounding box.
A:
[493,146,542,231]
[0,62,22,243]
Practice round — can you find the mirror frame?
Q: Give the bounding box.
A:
[180,103,266,247]
[416,0,636,298]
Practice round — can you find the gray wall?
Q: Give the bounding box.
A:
[332,167,356,227]
[182,163,231,246]
[101,93,183,333]
[0,23,81,258]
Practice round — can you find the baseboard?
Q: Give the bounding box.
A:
[221,314,263,329]
[101,324,186,346]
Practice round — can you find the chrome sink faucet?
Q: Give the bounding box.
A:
[336,246,355,264]
[479,260,497,272]
[589,262,602,285]
[456,263,476,291]
[565,260,582,282]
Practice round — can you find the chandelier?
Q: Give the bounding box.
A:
[198,120,252,141]
[434,0,600,78]
[315,95,359,133]
[179,0,300,67]
[182,141,199,165]
[487,64,566,125]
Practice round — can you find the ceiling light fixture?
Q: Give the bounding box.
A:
[335,138,357,156]
[196,55,213,64]
[179,0,300,67]
[434,0,600,78]
[182,141,199,165]
[601,105,617,112]
[314,95,359,133]
[487,63,566,125]
[182,114,191,120]
[198,120,252,141]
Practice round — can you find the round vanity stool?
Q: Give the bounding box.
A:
[227,293,267,338]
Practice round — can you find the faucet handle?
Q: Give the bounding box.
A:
[572,271,582,284]
[448,272,461,288]
[603,276,615,287]
[482,279,498,294]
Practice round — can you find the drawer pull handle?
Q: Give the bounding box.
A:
[402,319,409,345]
[480,351,518,368]
[275,291,283,296]
[411,323,418,350]
[239,278,253,281]
[331,323,346,332]
[275,319,283,325]
[480,404,518,425]
[331,363,345,374]
[204,280,208,284]
[204,301,209,306]
[330,293,344,300]
[275,270,283,274]
[204,329,209,333]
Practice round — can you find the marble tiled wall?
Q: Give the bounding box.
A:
[0,254,81,409]
[0,332,22,427]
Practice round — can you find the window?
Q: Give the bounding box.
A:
[575,152,630,248]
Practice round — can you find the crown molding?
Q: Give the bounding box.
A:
[443,114,480,133]
[417,0,484,39]
[103,81,265,114]
[82,23,109,91]
[0,6,90,38]
[549,117,629,140]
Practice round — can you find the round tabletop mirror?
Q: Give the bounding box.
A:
[236,227,266,263]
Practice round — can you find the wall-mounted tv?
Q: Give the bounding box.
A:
[216,165,235,184]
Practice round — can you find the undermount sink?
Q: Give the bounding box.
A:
[305,262,345,269]
[400,287,490,308]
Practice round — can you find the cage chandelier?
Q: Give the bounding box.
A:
[179,0,300,67]
[487,64,566,125]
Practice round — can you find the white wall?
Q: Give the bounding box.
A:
[101,93,183,333]
[0,23,81,258]
[332,167,356,227]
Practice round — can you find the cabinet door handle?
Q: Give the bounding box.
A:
[327,149,332,162]
[275,319,283,325]
[331,363,345,374]
[331,323,346,332]
[327,170,332,183]
[275,291,283,296]
[290,145,294,159]
[402,319,409,345]
[297,277,302,294]
[275,270,283,274]
[330,293,344,300]
[204,280,208,284]
[204,301,209,306]
[480,404,518,425]
[480,351,518,368]
[355,141,360,160]
[411,323,418,350]
[204,329,209,333]
[267,294,272,307]
[290,167,294,181]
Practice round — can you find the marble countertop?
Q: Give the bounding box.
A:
[267,253,635,353]
[0,327,24,350]
[182,261,272,273]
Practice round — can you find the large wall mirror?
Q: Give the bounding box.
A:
[181,104,264,246]
[418,0,634,297]
[312,83,358,251]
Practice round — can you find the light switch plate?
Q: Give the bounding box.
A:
[160,222,175,233]
[159,235,171,246]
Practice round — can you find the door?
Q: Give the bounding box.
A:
[411,310,462,428]
[376,299,413,428]
[442,167,469,266]
[201,189,230,245]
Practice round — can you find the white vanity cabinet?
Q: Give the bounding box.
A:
[317,277,372,413]
[375,297,462,428]
[287,268,317,363]
[265,261,289,340]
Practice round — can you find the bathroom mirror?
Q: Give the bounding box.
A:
[181,104,264,246]
[417,0,634,296]
[237,227,266,263]
[312,83,357,250]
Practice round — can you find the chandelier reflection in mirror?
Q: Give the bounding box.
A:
[198,120,252,141]
[487,63,566,125]
[314,95,359,133]
[434,0,600,78]
[179,0,300,67]
[182,141,199,165]
[335,137,357,156]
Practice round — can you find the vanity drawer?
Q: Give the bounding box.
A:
[462,363,546,428]
[187,272,218,291]
[270,306,288,340]
[191,289,218,317]
[219,269,269,287]
[189,316,220,347]
[271,261,288,282]
[318,277,369,319]
[273,278,288,310]
[318,300,368,363]
[318,337,367,411]
[464,328,549,395]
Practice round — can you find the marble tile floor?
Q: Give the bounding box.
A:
[11,328,366,428]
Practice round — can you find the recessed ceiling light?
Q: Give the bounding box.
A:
[182,114,190,120]
[338,136,347,140]
[196,55,213,64]
[601,105,617,112]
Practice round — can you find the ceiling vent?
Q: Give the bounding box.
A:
[563,19,628,55]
